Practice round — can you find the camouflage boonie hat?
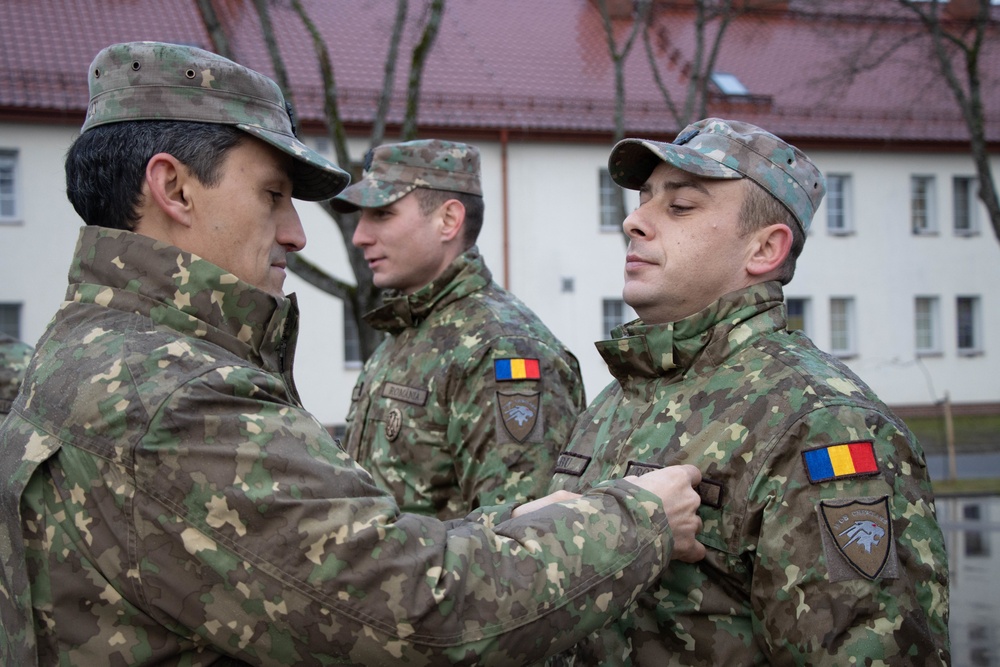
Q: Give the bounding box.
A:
[331,139,482,212]
[82,41,349,201]
[609,118,825,233]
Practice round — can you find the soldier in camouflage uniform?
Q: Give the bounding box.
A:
[0,41,708,666]
[547,119,950,665]
[0,334,33,418]
[334,140,586,519]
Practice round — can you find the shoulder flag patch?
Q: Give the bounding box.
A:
[494,358,540,381]
[802,441,879,484]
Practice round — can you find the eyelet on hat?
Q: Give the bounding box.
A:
[93,68,101,78]
[131,61,141,71]
[185,69,196,79]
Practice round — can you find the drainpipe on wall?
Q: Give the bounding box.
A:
[500,128,510,290]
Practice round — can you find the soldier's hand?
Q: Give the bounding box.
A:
[626,464,706,563]
[511,490,581,518]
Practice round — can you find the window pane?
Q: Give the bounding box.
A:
[343,303,360,364]
[953,176,976,234]
[603,298,625,337]
[915,296,938,353]
[0,151,17,221]
[826,175,849,232]
[786,298,808,334]
[830,298,854,354]
[911,176,935,234]
[599,169,619,230]
[0,303,22,338]
[957,296,979,352]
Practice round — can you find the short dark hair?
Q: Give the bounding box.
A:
[739,179,804,285]
[412,188,485,249]
[65,121,245,230]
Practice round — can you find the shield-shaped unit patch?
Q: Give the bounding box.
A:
[498,392,540,442]
[820,496,893,580]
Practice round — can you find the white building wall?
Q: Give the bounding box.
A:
[2,122,998,427]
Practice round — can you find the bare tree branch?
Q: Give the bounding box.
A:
[401,0,445,140]
[194,0,233,59]
[371,0,409,148]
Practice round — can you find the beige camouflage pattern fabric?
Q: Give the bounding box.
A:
[548,283,950,666]
[0,226,678,666]
[83,41,348,201]
[344,248,586,519]
[0,334,33,418]
[332,139,482,212]
[609,118,826,233]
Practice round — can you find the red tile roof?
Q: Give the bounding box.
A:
[1,0,997,146]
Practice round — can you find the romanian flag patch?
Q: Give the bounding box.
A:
[494,358,541,381]
[802,441,880,484]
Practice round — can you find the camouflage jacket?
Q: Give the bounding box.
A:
[0,226,677,667]
[548,282,950,666]
[343,248,585,519]
[0,334,33,417]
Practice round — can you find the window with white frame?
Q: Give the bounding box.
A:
[0,150,19,222]
[0,303,22,338]
[785,297,810,336]
[602,298,627,337]
[956,296,981,355]
[829,297,856,357]
[343,302,361,367]
[953,176,979,236]
[825,174,853,234]
[599,168,620,231]
[911,175,937,235]
[914,296,940,356]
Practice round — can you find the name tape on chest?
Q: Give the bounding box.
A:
[381,382,429,406]
[494,358,540,381]
[802,441,879,484]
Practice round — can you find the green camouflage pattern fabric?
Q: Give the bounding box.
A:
[0,226,677,666]
[0,334,33,417]
[343,248,586,520]
[609,118,826,233]
[333,139,482,212]
[83,41,348,201]
[547,282,950,666]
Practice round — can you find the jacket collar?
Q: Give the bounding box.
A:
[67,226,298,374]
[596,282,786,385]
[363,246,491,334]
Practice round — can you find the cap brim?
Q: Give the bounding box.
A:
[239,124,350,201]
[330,178,417,213]
[608,139,741,190]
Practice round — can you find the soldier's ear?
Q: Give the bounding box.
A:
[745,223,792,277]
[437,198,466,243]
[145,153,194,228]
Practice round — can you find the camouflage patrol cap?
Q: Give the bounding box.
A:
[331,139,482,212]
[608,118,825,233]
[82,41,349,202]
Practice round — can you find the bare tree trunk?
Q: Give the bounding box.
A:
[595,0,652,237]
[900,0,1000,244]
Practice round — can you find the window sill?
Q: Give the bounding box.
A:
[957,349,983,358]
[832,351,857,360]
[916,350,943,358]
[827,229,855,237]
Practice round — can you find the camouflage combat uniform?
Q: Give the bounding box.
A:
[0,226,678,666]
[0,334,33,418]
[548,282,950,666]
[344,247,585,519]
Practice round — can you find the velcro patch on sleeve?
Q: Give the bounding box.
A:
[802,441,879,484]
[494,358,540,381]
[553,452,591,476]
